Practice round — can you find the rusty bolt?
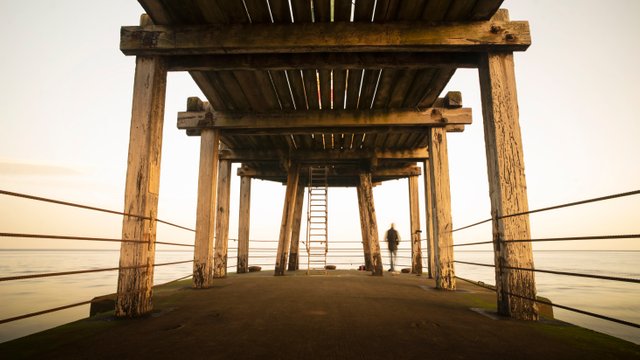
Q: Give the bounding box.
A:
[490,25,501,34]
[505,33,516,41]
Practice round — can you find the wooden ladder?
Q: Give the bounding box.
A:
[306,166,328,275]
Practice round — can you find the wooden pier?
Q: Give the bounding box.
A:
[116,0,537,321]
[2,271,638,359]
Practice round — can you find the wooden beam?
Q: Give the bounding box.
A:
[479,48,538,320]
[359,173,383,276]
[288,179,306,271]
[167,53,478,71]
[213,159,232,278]
[428,127,456,290]
[220,148,429,162]
[408,176,423,275]
[356,184,373,271]
[192,129,220,288]
[237,165,421,178]
[236,176,251,274]
[116,55,167,317]
[274,164,301,275]
[423,160,436,279]
[178,108,472,131]
[121,20,530,56]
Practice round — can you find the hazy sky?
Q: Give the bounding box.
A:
[0,0,639,251]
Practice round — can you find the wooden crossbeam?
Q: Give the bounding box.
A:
[121,20,530,56]
[167,53,478,71]
[177,108,472,134]
[219,148,429,162]
[237,165,421,178]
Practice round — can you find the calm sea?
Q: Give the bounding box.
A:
[0,249,638,345]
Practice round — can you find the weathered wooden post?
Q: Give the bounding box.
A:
[423,160,436,279]
[478,10,538,321]
[237,175,251,273]
[288,179,306,271]
[408,175,422,274]
[356,184,373,271]
[427,127,455,290]
[193,127,220,288]
[358,173,383,276]
[275,163,300,275]
[115,46,167,317]
[213,158,232,278]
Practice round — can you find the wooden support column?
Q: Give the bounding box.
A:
[213,159,232,278]
[237,175,251,274]
[274,164,300,275]
[192,129,220,288]
[408,176,422,275]
[479,26,538,319]
[288,179,306,271]
[358,173,383,276]
[427,128,456,290]
[423,160,436,279]
[356,184,373,271]
[115,54,167,317]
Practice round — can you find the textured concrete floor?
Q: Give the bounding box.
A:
[2,270,639,359]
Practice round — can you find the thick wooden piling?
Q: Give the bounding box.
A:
[359,173,383,276]
[213,159,232,278]
[275,164,300,275]
[408,176,422,275]
[237,176,251,274]
[192,129,220,288]
[116,53,167,317]
[427,128,455,290]
[478,10,538,320]
[356,184,373,271]
[288,179,306,271]
[423,160,436,279]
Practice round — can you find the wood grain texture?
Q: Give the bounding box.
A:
[120,20,531,56]
[213,159,232,278]
[177,107,472,131]
[423,159,436,279]
[479,51,538,320]
[356,184,373,271]
[288,180,306,271]
[408,176,423,274]
[236,176,251,273]
[192,129,220,289]
[359,173,383,276]
[428,127,456,290]
[116,56,167,317]
[274,164,301,275]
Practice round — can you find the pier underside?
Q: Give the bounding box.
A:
[2,271,637,359]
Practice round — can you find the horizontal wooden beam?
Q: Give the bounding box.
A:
[237,165,421,178]
[219,148,429,162]
[121,20,530,56]
[178,108,472,133]
[167,53,478,71]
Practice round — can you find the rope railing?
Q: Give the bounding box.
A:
[0,260,193,282]
[451,189,640,233]
[0,271,194,325]
[454,260,640,284]
[0,232,194,248]
[455,276,640,329]
[453,234,640,247]
[0,189,195,232]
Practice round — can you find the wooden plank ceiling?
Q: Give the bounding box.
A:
[137,0,504,186]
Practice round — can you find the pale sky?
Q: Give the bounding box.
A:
[0,0,639,251]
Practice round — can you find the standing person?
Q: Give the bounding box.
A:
[385,223,400,272]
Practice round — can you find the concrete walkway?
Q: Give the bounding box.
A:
[2,270,638,359]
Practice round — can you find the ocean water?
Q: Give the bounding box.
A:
[0,248,638,345]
